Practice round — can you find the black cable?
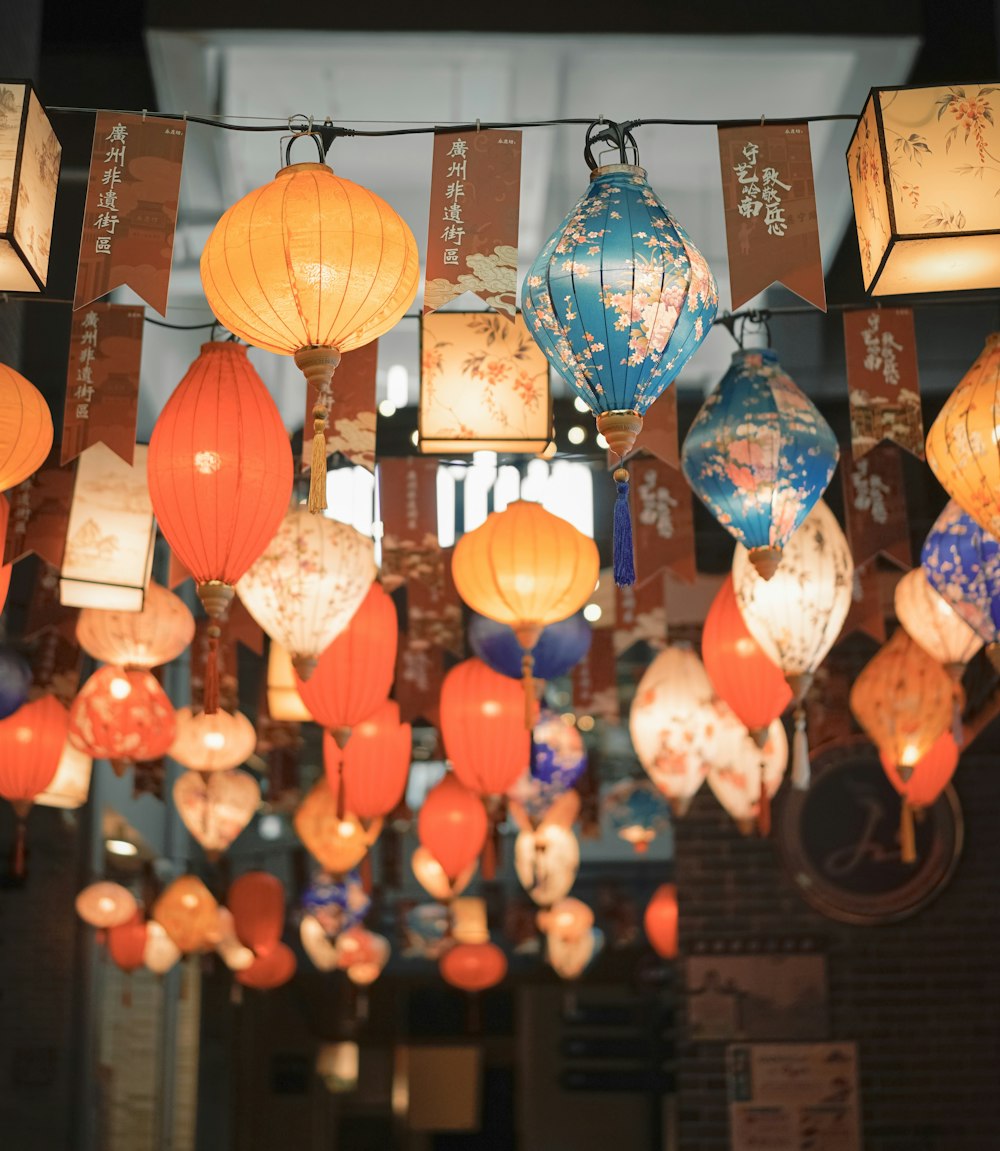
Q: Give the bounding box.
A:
[142,315,218,331]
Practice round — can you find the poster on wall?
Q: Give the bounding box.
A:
[726,1042,862,1151]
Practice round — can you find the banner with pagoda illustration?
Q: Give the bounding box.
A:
[844,307,923,459]
[841,444,911,570]
[302,341,379,474]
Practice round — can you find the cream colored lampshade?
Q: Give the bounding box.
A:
[36,741,92,810]
[267,642,314,722]
[513,825,580,907]
[411,845,476,902]
[169,708,257,773]
[894,567,984,674]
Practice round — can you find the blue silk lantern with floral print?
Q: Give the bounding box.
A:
[522,122,718,587]
[681,347,839,580]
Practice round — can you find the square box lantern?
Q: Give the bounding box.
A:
[0,81,61,292]
[418,312,552,454]
[848,83,1000,294]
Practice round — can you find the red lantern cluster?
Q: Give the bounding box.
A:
[417,773,488,890]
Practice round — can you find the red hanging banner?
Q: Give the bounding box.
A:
[394,637,444,729]
[630,457,697,585]
[73,113,186,316]
[407,547,464,658]
[4,457,74,568]
[622,387,680,470]
[844,307,923,459]
[379,457,441,593]
[424,130,522,319]
[614,575,668,658]
[717,122,826,310]
[27,630,82,709]
[62,303,143,465]
[24,563,78,643]
[841,444,911,571]
[840,562,886,644]
[570,629,620,725]
[302,341,379,474]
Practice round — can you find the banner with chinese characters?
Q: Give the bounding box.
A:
[718,123,826,310]
[841,444,911,570]
[25,564,78,643]
[844,307,923,459]
[4,457,74,569]
[407,551,464,658]
[621,387,679,469]
[630,457,697,584]
[424,130,522,318]
[27,630,82,709]
[571,629,620,724]
[394,637,444,729]
[302,341,379,474]
[62,303,143,465]
[614,575,668,658]
[74,113,186,315]
[840,562,886,644]
[379,458,442,593]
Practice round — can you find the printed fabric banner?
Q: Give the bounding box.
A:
[718,123,826,310]
[407,549,464,658]
[424,130,522,318]
[394,637,444,729]
[630,456,697,584]
[62,303,143,465]
[302,341,379,474]
[74,112,186,315]
[621,387,680,469]
[4,456,74,568]
[614,575,668,658]
[27,630,82,709]
[840,561,886,645]
[570,629,620,725]
[841,444,911,570]
[844,307,923,459]
[379,458,442,593]
[24,563,78,643]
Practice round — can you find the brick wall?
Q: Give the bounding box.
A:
[673,749,1000,1151]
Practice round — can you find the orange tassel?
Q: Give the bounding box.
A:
[308,404,328,514]
[521,650,535,730]
[900,801,916,864]
[757,766,771,838]
[204,625,221,715]
[12,817,26,878]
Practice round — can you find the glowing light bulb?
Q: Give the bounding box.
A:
[378,400,396,418]
[97,896,115,914]
[481,700,502,718]
[203,731,226,751]
[573,396,590,414]
[338,821,355,837]
[109,676,132,700]
[567,426,587,445]
[583,603,602,623]
[181,893,198,909]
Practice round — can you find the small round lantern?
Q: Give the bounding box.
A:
[75,881,138,929]
[144,921,182,976]
[440,941,507,992]
[69,666,177,768]
[894,566,983,678]
[108,913,147,974]
[76,581,194,670]
[168,708,257,773]
[152,875,219,954]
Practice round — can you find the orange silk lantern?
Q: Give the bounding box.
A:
[69,666,176,769]
[417,772,488,891]
[440,658,530,796]
[881,730,960,864]
[147,342,293,710]
[0,494,11,613]
[173,769,260,857]
[644,883,679,959]
[294,781,382,874]
[152,875,219,953]
[295,581,398,745]
[107,912,147,973]
[237,941,297,990]
[200,138,420,512]
[332,700,411,822]
[76,581,194,669]
[701,574,792,742]
[75,881,138,929]
[451,501,600,723]
[439,941,507,992]
[0,362,53,492]
[228,871,285,956]
[169,708,257,773]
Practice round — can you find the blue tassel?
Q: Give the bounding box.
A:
[613,467,636,587]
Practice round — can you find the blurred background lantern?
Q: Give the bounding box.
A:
[228,871,285,957]
[75,881,137,929]
[336,926,391,984]
[334,701,411,823]
[507,770,581,832]
[881,730,960,865]
[531,708,587,790]
[450,897,490,946]
[602,778,672,854]
[0,646,31,721]
[152,875,219,954]
[168,708,257,774]
[469,610,591,683]
[316,1043,360,1094]
[644,884,679,959]
[214,907,255,972]
[76,581,194,670]
[514,823,580,907]
[36,742,92,810]
[416,773,488,896]
[546,926,604,981]
[440,941,507,992]
[266,642,314,723]
[300,869,370,938]
[69,666,176,768]
[537,897,593,944]
[683,347,838,579]
[706,714,788,836]
[237,942,297,991]
[144,921,182,976]
[300,914,341,972]
[107,913,147,974]
[294,781,382,875]
[894,567,983,678]
[173,769,260,857]
[411,845,476,903]
[0,363,53,492]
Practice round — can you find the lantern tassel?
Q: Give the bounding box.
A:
[900,800,916,864]
[481,816,498,881]
[204,624,221,716]
[612,466,636,588]
[792,705,810,791]
[757,762,771,837]
[12,815,26,878]
[952,687,964,749]
[308,404,328,514]
[360,850,373,894]
[521,650,536,730]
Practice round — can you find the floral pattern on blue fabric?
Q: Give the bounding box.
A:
[921,498,1000,640]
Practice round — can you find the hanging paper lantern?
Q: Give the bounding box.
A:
[295,580,398,742]
[336,926,391,985]
[514,824,580,907]
[531,708,587,790]
[301,869,371,938]
[894,566,983,677]
[644,884,679,959]
[682,348,839,579]
[68,666,176,766]
[522,131,718,585]
[507,770,580,832]
[236,507,375,680]
[440,658,530,796]
[299,914,341,972]
[850,627,956,772]
[537,897,593,943]
[706,715,788,835]
[267,642,314,722]
[214,907,255,972]
[416,773,488,891]
[546,927,604,981]
[152,875,219,954]
[144,921,182,976]
[75,881,138,929]
[237,942,297,990]
[451,897,490,946]
[411,845,476,903]
[173,769,260,857]
[228,871,285,956]
[882,730,959,810]
[294,780,382,875]
[468,611,592,682]
[168,707,257,774]
[452,501,599,723]
[440,941,507,992]
[107,913,147,973]
[36,742,92,810]
[76,581,195,670]
[0,646,31,721]
[602,778,672,854]
[733,498,853,788]
[200,138,419,511]
[333,700,411,822]
[403,903,451,959]
[0,362,53,492]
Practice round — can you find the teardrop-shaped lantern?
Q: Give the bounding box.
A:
[881,730,959,810]
[683,348,839,579]
[169,707,257,773]
[416,773,488,892]
[894,567,983,677]
[537,897,594,943]
[514,824,580,907]
[333,700,411,822]
[531,708,588,790]
[706,715,788,835]
[69,666,177,767]
[173,769,260,856]
[439,941,507,992]
[77,581,195,669]
[152,875,219,954]
[294,780,382,875]
[546,926,604,982]
[0,362,53,491]
[300,869,371,937]
[228,871,285,956]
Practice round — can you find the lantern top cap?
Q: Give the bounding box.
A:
[274,160,334,180]
[198,341,247,356]
[590,163,646,181]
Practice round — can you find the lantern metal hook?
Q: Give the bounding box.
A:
[584,119,640,171]
[282,114,329,167]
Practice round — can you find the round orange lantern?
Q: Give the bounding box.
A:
[440,941,507,992]
[644,883,679,959]
[152,875,219,954]
[173,769,260,857]
[294,781,382,874]
[296,581,398,745]
[237,941,297,990]
[452,501,600,723]
[333,700,411,822]
[417,773,488,893]
[0,362,53,492]
[69,666,176,769]
[440,658,529,796]
[169,708,257,773]
[701,574,792,742]
[75,881,138,929]
[200,138,420,512]
[881,730,960,864]
[228,871,285,956]
[108,912,147,973]
[76,581,195,669]
[0,495,11,614]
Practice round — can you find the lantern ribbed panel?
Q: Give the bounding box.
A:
[76,581,195,669]
[200,163,419,356]
[849,628,955,769]
[0,363,52,492]
[228,871,285,955]
[682,349,839,552]
[148,343,293,587]
[0,696,70,802]
[701,575,792,735]
[440,658,530,796]
[927,335,1000,538]
[921,499,1000,639]
[333,701,411,821]
[894,567,983,668]
[440,941,507,991]
[881,731,959,809]
[417,772,488,883]
[295,582,397,729]
[169,708,257,773]
[451,501,599,634]
[69,667,176,761]
[522,165,718,415]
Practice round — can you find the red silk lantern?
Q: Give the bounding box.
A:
[644,883,679,959]
[236,941,297,990]
[108,912,147,973]
[0,696,69,805]
[440,658,529,796]
[417,772,488,890]
[295,582,398,745]
[69,666,176,769]
[0,494,11,613]
[227,871,285,956]
[331,700,411,822]
[702,575,792,741]
[439,941,507,992]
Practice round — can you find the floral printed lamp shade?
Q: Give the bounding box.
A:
[847,84,1000,295]
[0,82,61,292]
[682,348,839,579]
[419,313,552,454]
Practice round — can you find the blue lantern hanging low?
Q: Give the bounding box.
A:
[522,120,718,587]
[681,347,839,580]
[468,611,592,683]
[300,869,371,938]
[531,708,588,790]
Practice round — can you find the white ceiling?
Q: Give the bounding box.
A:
[140,29,919,435]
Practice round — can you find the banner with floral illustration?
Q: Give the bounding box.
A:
[630,456,697,584]
[424,130,522,318]
[841,444,911,570]
[302,341,379,474]
[844,308,923,459]
[407,547,464,658]
[614,575,668,658]
[571,629,620,724]
[379,458,442,594]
